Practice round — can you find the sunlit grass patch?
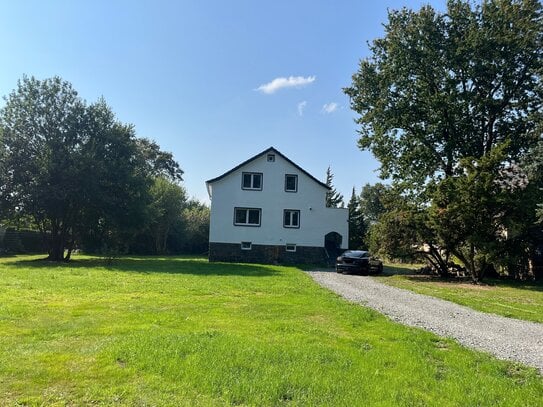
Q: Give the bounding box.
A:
[0,255,541,405]
[376,264,543,323]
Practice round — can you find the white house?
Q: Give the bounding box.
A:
[206,147,348,264]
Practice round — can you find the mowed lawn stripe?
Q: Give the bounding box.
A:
[0,255,541,406]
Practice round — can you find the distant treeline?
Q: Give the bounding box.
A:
[1,206,209,256]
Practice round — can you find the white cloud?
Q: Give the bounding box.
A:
[297,101,307,116]
[256,75,316,94]
[321,102,339,114]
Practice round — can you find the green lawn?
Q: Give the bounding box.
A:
[0,255,541,406]
[376,264,543,323]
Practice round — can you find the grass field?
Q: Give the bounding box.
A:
[0,255,542,406]
[377,264,543,323]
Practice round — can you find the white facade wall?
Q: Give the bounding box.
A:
[208,153,348,249]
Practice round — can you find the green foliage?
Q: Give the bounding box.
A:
[135,138,183,181]
[345,0,543,280]
[359,183,390,224]
[0,255,541,405]
[0,127,7,219]
[347,188,367,249]
[147,177,187,254]
[379,263,543,323]
[0,76,182,261]
[524,140,543,223]
[127,196,209,256]
[345,0,542,190]
[325,166,344,208]
[0,228,44,254]
[428,144,537,279]
[2,228,24,253]
[178,200,210,254]
[368,205,428,263]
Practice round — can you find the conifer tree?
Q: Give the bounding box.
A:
[325,166,344,208]
[348,187,367,249]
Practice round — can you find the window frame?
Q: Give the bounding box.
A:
[267,154,275,162]
[241,241,252,250]
[285,244,297,252]
[283,209,300,229]
[284,174,298,193]
[234,207,262,227]
[241,172,263,191]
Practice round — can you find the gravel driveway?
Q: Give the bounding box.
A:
[308,270,543,373]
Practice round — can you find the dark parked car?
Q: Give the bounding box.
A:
[336,250,383,275]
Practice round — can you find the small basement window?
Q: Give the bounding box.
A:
[267,153,275,162]
[241,241,252,250]
[286,244,296,252]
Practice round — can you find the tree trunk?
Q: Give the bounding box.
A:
[468,243,480,283]
[162,226,170,254]
[452,246,481,283]
[46,220,66,261]
[65,238,74,261]
[47,239,65,261]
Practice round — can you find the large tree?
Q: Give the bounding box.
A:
[0,76,182,260]
[344,0,543,281]
[345,0,542,190]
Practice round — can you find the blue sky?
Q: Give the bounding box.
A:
[0,0,446,203]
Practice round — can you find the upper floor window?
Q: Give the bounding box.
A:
[234,207,261,226]
[242,172,262,190]
[283,209,300,228]
[285,174,298,192]
[267,154,275,162]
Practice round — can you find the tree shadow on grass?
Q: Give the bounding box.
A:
[8,256,280,277]
[375,267,543,293]
[378,264,420,276]
[468,277,543,292]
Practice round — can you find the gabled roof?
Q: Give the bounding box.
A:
[206,146,331,190]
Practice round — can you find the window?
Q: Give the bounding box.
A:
[234,207,261,226]
[242,172,263,190]
[285,244,296,252]
[241,241,252,250]
[267,154,275,162]
[285,174,298,192]
[283,209,300,228]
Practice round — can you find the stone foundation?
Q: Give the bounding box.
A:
[209,242,327,265]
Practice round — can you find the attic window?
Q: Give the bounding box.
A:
[285,174,298,192]
[242,172,263,190]
[267,154,275,162]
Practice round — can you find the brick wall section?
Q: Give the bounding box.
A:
[209,242,327,265]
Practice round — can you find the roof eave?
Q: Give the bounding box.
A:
[205,146,331,190]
